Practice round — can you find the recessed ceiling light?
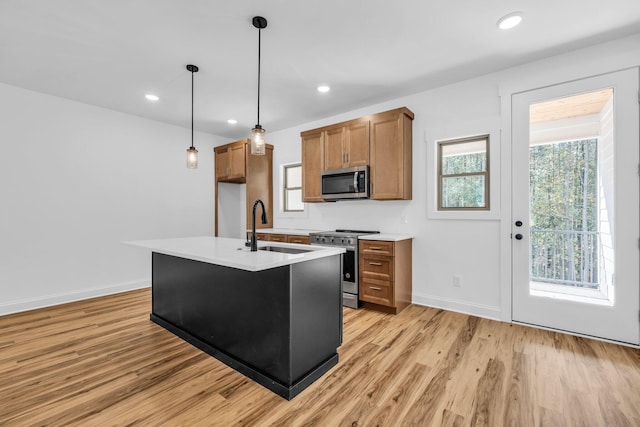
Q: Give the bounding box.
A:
[497,12,523,30]
[317,85,330,93]
[145,94,159,101]
[227,119,237,124]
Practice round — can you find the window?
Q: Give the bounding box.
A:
[438,135,489,210]
[283,163,304,212]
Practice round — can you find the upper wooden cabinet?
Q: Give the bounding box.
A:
[323,120,369,170]
[215,143,246,182]
[370,108,413,200]
[301,131,324,202]
[300,107,413,201]
[214,139,273,236]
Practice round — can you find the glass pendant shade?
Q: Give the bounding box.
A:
[251,125,266,155]
[186,146,198,169]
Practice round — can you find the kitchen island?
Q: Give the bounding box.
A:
[126,236,345,400]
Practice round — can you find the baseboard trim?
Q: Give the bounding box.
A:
[412,293,502,321]
[0,279,151,316]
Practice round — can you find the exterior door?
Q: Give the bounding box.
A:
[512,68,639,346]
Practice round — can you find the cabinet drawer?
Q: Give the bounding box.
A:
[360,278,393,306]
[247,232,269,241]
[267,234,288,242]
[360,254,393,281]
[286,235,310,245]
[360,240,394,256]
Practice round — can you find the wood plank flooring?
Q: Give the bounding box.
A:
[1,288,639,426]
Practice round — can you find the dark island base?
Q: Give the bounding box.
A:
[150,252,343,401]
[150,314,338,400]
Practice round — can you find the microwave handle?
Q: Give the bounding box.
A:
[354,172,358,192]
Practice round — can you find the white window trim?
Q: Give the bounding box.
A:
[277,162,307,219]
[427,121,501,220]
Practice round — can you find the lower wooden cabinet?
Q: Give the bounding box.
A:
[286,235,310,245]
[246,232,310,245]
[359,238,412,314]
[266,234,287,243]
[251,233,269,241]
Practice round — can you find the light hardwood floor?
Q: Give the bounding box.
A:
[1,288,639,426]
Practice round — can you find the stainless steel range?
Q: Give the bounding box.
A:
[309,229,379,308]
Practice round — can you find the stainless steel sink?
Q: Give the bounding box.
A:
[258,245,314,254]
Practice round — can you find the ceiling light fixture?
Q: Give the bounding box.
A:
[227,119,237,124]
[186,64,199,169]
[250,16,268,156]
[145,94,159,101]
[317,85,330,93]
[497,12,523,30]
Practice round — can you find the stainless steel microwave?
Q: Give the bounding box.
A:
[321,166,369,201]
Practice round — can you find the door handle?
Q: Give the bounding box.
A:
[354,172,358,192]
[515,234,523,240]
[515,220,523,227]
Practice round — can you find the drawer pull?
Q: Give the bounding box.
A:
[369,286,382,291]
[369,246,382,250]
[369,262,382,266]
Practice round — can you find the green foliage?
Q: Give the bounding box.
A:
[441,152,487,208]
[442,152,486,175]
[529,139,599,287]
[529,139,597,231]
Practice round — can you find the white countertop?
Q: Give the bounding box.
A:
[359,233,414,241]
[125,236,345,272]
[247,228,326,236]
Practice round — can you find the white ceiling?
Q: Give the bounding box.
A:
[1,0,639,140]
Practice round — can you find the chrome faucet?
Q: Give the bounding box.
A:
[250,199,267,251]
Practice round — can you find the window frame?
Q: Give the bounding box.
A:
[437,134,490,211]
[283,163,304,213]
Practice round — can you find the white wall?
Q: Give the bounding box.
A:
[267,33,640,321]
[0,83,226,314]
[217,182,246,239]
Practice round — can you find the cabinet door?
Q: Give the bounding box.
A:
[323,127,346,171]
[228,144,246,179]
[345,121,369,167]
[302,132,324,202]
[215,149,230,179]
[370,113,408,199]
[246,146,273,230]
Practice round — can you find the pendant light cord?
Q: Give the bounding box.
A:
[256,28,261,126]
[191,69,194,149]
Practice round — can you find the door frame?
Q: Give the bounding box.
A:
[498,61,639,341]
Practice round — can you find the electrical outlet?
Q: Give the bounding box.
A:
[453,274,461,288]
[401,215,408,224]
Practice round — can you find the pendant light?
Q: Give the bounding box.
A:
[250,16,267,155]
[186,64,199,168]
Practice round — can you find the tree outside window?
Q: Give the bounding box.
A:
[284,164,304,212]
[438,135,490,210]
